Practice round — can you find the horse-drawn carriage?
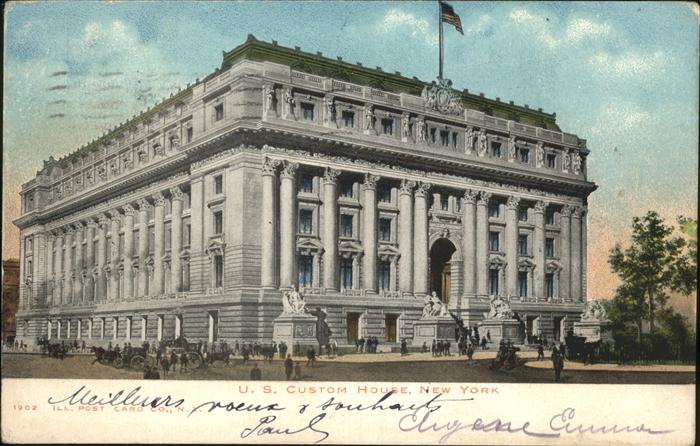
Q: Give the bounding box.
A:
[114,346,157,370]
[160,336,204,369]
[564,332,602,363]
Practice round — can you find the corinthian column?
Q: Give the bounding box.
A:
[73,223,84,303]
[398,179,415,293]
[362,173,380,292]
[261,158,280,289]
[109,212,121,300]
[279,161,299,288]
[413,182,431,296]
[55,230,64,305]
[322,167,340,290]
[96,215,108,302]
[559,205,572,301]
[46,234,55,306]
[137,198,151,297]
[476,192,491,296]
[85,221,96,301]
[462,190,478,297]
[152,193,166,295]
[505,196,520,298]
[571,206,583,302]
[63,227,74,305]
[533,201,546,300]
[170,188,184,293]
[123,204,135,299]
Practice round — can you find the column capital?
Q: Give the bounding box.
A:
[323,167,341,185]
[572,206,585,218]
[560,205,573,217]
[399,179,416,195]
[64,226,76,235]
[137,197,153,212]
[169,187,185,202]
[122,204,136,216]
[361,173,381,191]
[506,196,521,210]
[534,200,547,214]
[463,189,479,204]
[98,214,110,226]
[152,193,166,207]
[280,161,299,179]
[261,157,281,176]
[477,191,492,206]
[415,182,432,198]
[73,221,85,231]
[86,219,98,229]
[110,211,123,224]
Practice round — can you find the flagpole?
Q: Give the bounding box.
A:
[438,1,444,79]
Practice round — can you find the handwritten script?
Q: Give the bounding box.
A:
[47,385,674,443]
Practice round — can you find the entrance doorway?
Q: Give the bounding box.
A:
[385,314,398,343]
[430,238,457,303]
[346,313,361,343]
[553,316,564,342]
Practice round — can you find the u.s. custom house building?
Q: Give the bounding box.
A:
[14,35,596,348]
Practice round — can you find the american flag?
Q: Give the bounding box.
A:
[440,1,464,35]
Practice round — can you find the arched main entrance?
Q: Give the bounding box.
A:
[430,238,457,304]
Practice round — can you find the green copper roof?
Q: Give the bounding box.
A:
[223,34,561,131]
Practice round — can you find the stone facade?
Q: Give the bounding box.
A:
[2,259,20,343]
[13,36,596,348]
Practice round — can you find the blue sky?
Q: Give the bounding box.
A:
[3,1,698,297]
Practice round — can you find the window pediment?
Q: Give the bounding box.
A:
[297,237,324,255]
[378,244,401,261]
[339,240,363,258]
[489,254,507,268]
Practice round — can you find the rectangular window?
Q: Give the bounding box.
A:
[518,272,528,297]
[25,237,32,253]
[340,214,353,237]
[381,118,394,135]
[182,263,191,292]
[214,103,224,121]
[488,202,500,218]
[298,255,313,287]
[452,132,458,148]
[378,185,391,203]
[547,153,557,168]
[378,218,392,242]
[174,315,182,339]
[378,260,391,290]
[125,316,132,340]
[213,211,223,235]
[546,209,555,225]
[100,317,105,340]
[214,255,223,288]
[545,273,555,298]
[519,148,530,163]
[183,223,191,246]
[440,195,449,211]
[186,127,193,143]
[148,228,155,254]
[430,128,437,143]
[157,315,164,341]
[299,209,314,234]
[132,234,139,258]
[214,175,223,194]
[440,130,450,146]
[112,317,118,340]
[340,182,354,198]
[141,316,147,341]
[342,110,355,128]
[489,232,500,252]
[340,258,353,289]
[518,208,528,222]
[489,269,499,295]
[208,311,219,343]
[26,260,33,277]
[492,142,502,158]
[545,238,555,257]
[300,175,314,193]
[301,102,315,121]
[518,234,529,256]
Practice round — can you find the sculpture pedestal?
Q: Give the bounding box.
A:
[273,313,318,355]
[478,318,524,345]
[412,316,456,347]
[574,320,613,344]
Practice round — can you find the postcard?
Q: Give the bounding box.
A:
[2,1,697,444]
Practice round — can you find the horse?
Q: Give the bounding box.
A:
[207,349,232,365]
[91,346,119,365]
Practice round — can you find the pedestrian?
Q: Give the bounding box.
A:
[431,339,437,357]
[560,343,567,361]
[156,346,163,365]
[466,343,474,360]
[552,346,564,382]
[250,363,262,380]
[242,347,250,365]
[306,347,316,367]
[81,340,86,352]
[161,356,170,378]
[486,331,491,342]
[480,336,488,350]
[422,341,428,353]
[400,339,408,356]
[445,340,451,356]
[180,352,189,373]
[284,354,294,380]
[537,343,545,361]
[170,350,178,369]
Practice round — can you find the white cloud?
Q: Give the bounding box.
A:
[589,103,652,138]
[465,14,494,37]
[377,8,438,47]
[589,50,668,79]
[509,8,611,49]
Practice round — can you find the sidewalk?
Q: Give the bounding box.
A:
[314,350,541,363]
[525,360,695,373]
